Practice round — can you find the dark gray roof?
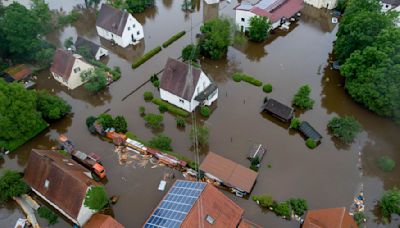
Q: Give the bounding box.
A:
[299,121,322,142]
[382,0,400,6]
[75,37,100,57]
[160,58,201,101]
[248,144,266,161]
[96,4,129,36]
[194,82,217,102]
[262,98,294,122]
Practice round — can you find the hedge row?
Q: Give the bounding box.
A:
[152,98,190,117]
[232,72,262,87]
[162,31,186,48]
[132,46,162,69]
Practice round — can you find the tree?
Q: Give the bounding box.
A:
[190,126,209,147]
[36,90,71,120]
[30,0,52,34]
[274,201,291,217]
[328,116,362,143]
[34,47,55,68]
[144,113,163,129]
[0,170,29,203]
[113,116,127,133]
[148,134,172,151]
[64,37,74,49]
[80,68,108,93]
[126,0,155,13]
[84,186,109,211]
[248,16,270,42]
[292,85,314,110]
[199,18,233,60]
[97,113,114,129]
[377,156,396,172]
[182,44,199,62]
[37,206,58,225]
[86,116,97,128]
[288,198,308,216]
[252,194,274,208]
[380,188,400,219]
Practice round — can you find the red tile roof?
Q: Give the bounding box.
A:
[238,218,263,228]
[4,64,32,81]
[303,207,358,228]
[84,214,124,228]
[50,49,77,81]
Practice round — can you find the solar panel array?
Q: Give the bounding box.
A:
[144,181,207,228]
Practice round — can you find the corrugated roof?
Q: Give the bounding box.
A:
[96,4,129,36]
[75,37,101,57]
[303,207,358,228]
[299,121,322,142]
[200,152,258,193]
[23,149,100,220]
[160,58,201,101]
[262,98,293,121]
[84,214,124,228]
[50,49,76,81]
[4,64,32,81]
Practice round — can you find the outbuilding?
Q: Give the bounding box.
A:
[298,121,322,143]
[261,98,294,122]
[75,37,109,60]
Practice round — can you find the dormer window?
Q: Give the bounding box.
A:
[44,179,50,188]
[205,215,215,224]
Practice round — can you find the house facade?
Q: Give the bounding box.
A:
[96,4,144,48]
[381,0,400,12]
[235,0,304,31]
[304,0,337,9]
[160,58,218,112]
[50,49,94,90]
[75,36,109,60]
[24,149,101,226]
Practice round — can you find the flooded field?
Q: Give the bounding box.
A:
[1,0,399,227]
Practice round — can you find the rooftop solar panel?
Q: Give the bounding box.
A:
[144,180,207,228]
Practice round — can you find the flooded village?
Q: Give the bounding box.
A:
[0,0,400,227]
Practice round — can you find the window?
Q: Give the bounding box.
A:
[44,179,50,188]
[73,67,80,73]
[205,215,215,224]
[128,27,130,31]
[241,18,245,22]
[179,99,184,103]
[137,31,140,35]
[133,24,136,28]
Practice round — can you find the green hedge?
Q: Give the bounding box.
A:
[162,31,186,48]
[3,121,48,151]
[152,99,190,117]
[232,72,262,87]
[132,46,162,69]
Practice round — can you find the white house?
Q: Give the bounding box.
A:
[96,4,144,48]
[204,0,220,4]
[50,49,94,90]
[74,36,109,60]
[160,58,218,112]
[304,0,337,9]
[235,0,304,31]
[381,0,400,12]
[24,149,102,226]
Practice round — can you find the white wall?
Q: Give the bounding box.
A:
[304,0,337,9]
[204,0,220,4]
[51,57,94,90]
[76,187,97,226]
[160,89,193,112]
[235,10,255,32]
[95,47,109,60]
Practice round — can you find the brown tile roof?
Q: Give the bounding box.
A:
[238,218,263,228]
[4,64,32,81]
[160,58,201,101]
[96,4,129,36]
[200,152,258,193]
[181,184,244,228]
[50,49,76,81]
[303,207,358,228]
[84,214,124,228]
[23,149,100,220]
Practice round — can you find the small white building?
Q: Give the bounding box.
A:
[24,149,102,226]
[160,58,218,112]
[304,0,337,9]
[235,0,304,31]
[96,4,144,48]
[50,49,94,90]
[74,36,108,60]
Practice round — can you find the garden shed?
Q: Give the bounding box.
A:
[299,121,322,143]
[247,144,266,162]
[261,98,294,122]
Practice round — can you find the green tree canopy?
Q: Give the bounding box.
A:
[148,134,172,151]
[182,44,200,62]
[0,170,30,203]
[126,0,155,13]
[380,188,400,219]
[36,90,71,120]
[328,116,362,143]
[113,116,128,133]
[248,16,270,42]
[84,186,109,211]
[292,85,314,110]
[80,68,108,93]
[97,113,114,129]
[199,18,233,60]
[144,113,163,129]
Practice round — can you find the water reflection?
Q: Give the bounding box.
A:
[100,38,146,62]
[301,3,336,33]
[203,1,219,22]
[162,0,174,9]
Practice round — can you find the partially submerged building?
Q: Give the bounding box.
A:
[75,36,109,60]
[261,98,294,122]
[143,180,261,228]
[84,214,124,228]
[24,149,101,226]
[160,58,218,112]
[3,64,32,82]
[302,207,358,228]
[199,152,258,196]
[247,144,266,161]
[96,4,144,48]
[298,121,322,143]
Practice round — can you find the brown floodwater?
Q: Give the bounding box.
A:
[1,1,400,227]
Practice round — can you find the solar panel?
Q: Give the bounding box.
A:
[144,180,207,228]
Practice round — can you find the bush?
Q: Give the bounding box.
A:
[263,84,273,93]
[149,134,172,151]
[97,113,114,129]
[249,16,271,42]
[199,18,233,59]
[353,212,367,226]
[0,170,30,203]
[232,72,262,86]
[288,198,308,216]
[144,113,163,129]
[274,202,291,218]
[152,80,160,88]
[113,116,127,133]
[125,131,137,140]
[176,117,186,127]
[182,44,200,61]
[152,99,190,117]
[159,104,168,113]
[377,156,396,172]
[38,206,58,225]
[63,37,73,49]
[87,59,121,81]
[84,186,109,211]
[143,91,154,101]
[162,31,186,48]
[379,188,400,219]
[292,85,314,109]
[139,106,145,115]
[86,116,97,128]
[232,73,242,82]
[250,156,260,172]
[132,46,162,69]
[328,116,362,143]
[81,68,108,93]
[306,138,317,149]
[36,90,71,120]
[252,195,274,208]
[190,126,209,147]
[290,117,301,129]
[200,106,211,117]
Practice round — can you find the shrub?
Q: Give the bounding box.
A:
[0,170,30,203]
[143,91,154,101]
[190,126,209,147]
[159,104,168,113]
[113,116,128,133]
[328,116,362,143]
[152,99,190,117]
[263,84,273,93]
[249,15,271,42]
[86,116,97,128]
[84,186,109,211]
[250,156,260,172]
[306,138,317,149]
[353,212,367,226]
[63,37,73,49]
[182,44,200,61]
[232,73,242,82]
[81,68,108,93]
[377,156,396,172]
[162,31,186,48]
[288,198,308,216]
[274,201,291,218]
[36,90,71,120]
[125,131,137,140]
[144,113,163,129]
[139,106,145,115]
[38,206,58,225]
[199,18,233,59]
[149,134,172,151]
[200,106,211,117]
[176,117,185,127]
[252,195,274,208]
[379,188,400,219]
[97,113,114,129]
[290,117,301,129]
[292,85,314,109]
[152,79,160,88]
[232,72,262,86]
[132,46,162,69]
